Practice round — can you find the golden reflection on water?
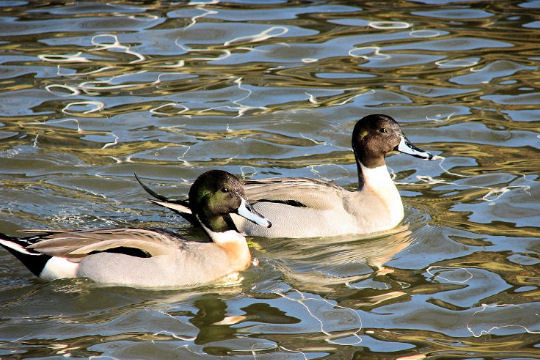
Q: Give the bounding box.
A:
[0,0,539,358]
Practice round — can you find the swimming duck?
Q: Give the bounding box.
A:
[0,170,271,288]
[137,114,434,238]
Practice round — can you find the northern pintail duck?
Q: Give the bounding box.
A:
[0,170,271,288]
[137,114,434,238]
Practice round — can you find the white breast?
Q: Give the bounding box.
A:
[360,163,404,227]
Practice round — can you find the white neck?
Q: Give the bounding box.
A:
[197,215,246,244]
[207,228,246,243]
[360,163,404,224]
[361,163,394,189]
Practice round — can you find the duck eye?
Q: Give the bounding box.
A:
[221,187,229,193]
[379,128,387,133]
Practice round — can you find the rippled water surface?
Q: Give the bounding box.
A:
[1,0,539,358]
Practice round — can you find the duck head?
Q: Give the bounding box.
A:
[189,170,271,235]
[352,114,433,169]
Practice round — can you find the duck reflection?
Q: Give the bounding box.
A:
[252,226,413,294]
[190,295,234,344]
[189,294,299,346]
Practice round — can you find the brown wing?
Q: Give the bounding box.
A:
[243,177,344,210]
[137,175,346,214]
[27,228,180,261]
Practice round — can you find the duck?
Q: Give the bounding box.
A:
[136,114,434,238]
[0,170,271,288]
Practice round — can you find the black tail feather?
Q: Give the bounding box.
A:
[0,233,50,277]
[134,173,188,204]
[134,173,196,224]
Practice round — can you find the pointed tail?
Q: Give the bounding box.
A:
[134,173,197,225]
[0,233,50,277]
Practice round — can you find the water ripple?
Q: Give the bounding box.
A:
[0,1,538,358]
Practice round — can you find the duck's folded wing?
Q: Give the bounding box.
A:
[136,174,344,213]
[27,228,178,261]
[243,177,343,210]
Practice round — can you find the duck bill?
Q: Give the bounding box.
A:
[237,198,272,228]
[395,136,433,160]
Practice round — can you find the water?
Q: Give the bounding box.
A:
[0,0,539,358]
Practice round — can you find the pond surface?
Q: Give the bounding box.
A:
[0,0,539,358]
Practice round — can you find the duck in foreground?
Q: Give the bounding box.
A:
[137,114,434,238]
[0,170,271,288]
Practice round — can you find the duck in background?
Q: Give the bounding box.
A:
[137,114,435,238]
